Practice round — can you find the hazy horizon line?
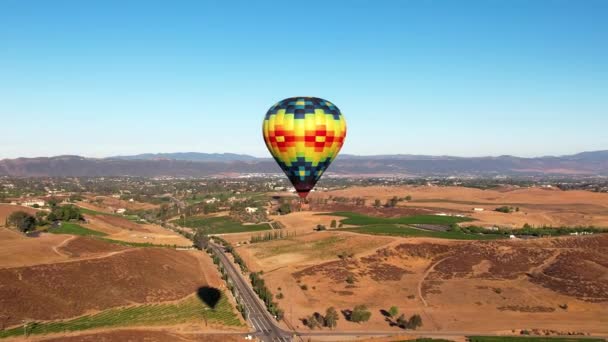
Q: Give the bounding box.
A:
[1,149,606,161]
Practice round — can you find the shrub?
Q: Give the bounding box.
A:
[495,206,514,213]
[338,251,354,259]
[304,315,320,329]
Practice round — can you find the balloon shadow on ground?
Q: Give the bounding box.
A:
[196,286,221,309]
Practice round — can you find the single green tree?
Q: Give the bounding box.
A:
[350,305,371,323]
[325,307,339,329]
[408,314,423,329]
[278,203,291,215]
[7,211,37,233]
[47,197,60,208]
[396,313,407,328]
[305,315,319,329]
[388,306,399,317]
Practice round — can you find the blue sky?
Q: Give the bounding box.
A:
[1,0,606,159]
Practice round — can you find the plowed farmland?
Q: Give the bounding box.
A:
[0,247,211,327]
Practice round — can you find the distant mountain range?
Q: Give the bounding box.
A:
[0,151,607,178]
[110,152,258,162]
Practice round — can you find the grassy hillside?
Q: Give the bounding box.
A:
[47,223,107,237]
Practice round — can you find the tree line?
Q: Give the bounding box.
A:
[5,204,84,233]
[250,230,296,243]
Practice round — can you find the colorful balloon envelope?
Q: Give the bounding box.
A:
[262,97,347,198]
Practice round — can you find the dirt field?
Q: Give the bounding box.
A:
[57,236,130,258]
[237,220,608,335]
[0,204,39,227]
[0,228,76,268]
[238,230,394,272]
[309,185,608,228]
[84,214,192,246]
[0,247,212,327]
[82,195,160,211]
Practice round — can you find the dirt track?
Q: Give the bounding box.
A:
[0,229,74,268]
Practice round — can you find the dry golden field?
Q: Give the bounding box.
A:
[309,185,608,228]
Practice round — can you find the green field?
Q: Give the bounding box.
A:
[468,336,605,342]
[329,212,473,226]
[47,223,107,237]
[172,215,271,234]
[0,293,241,339]
[342,224,505,240]
[79,207,143,223]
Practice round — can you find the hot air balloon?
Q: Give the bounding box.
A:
[262,97,347,199]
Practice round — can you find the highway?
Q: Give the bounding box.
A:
[208,241,293,342]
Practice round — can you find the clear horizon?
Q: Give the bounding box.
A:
[1,1,607,159]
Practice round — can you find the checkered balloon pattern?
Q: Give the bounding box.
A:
[263,97,347,198]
